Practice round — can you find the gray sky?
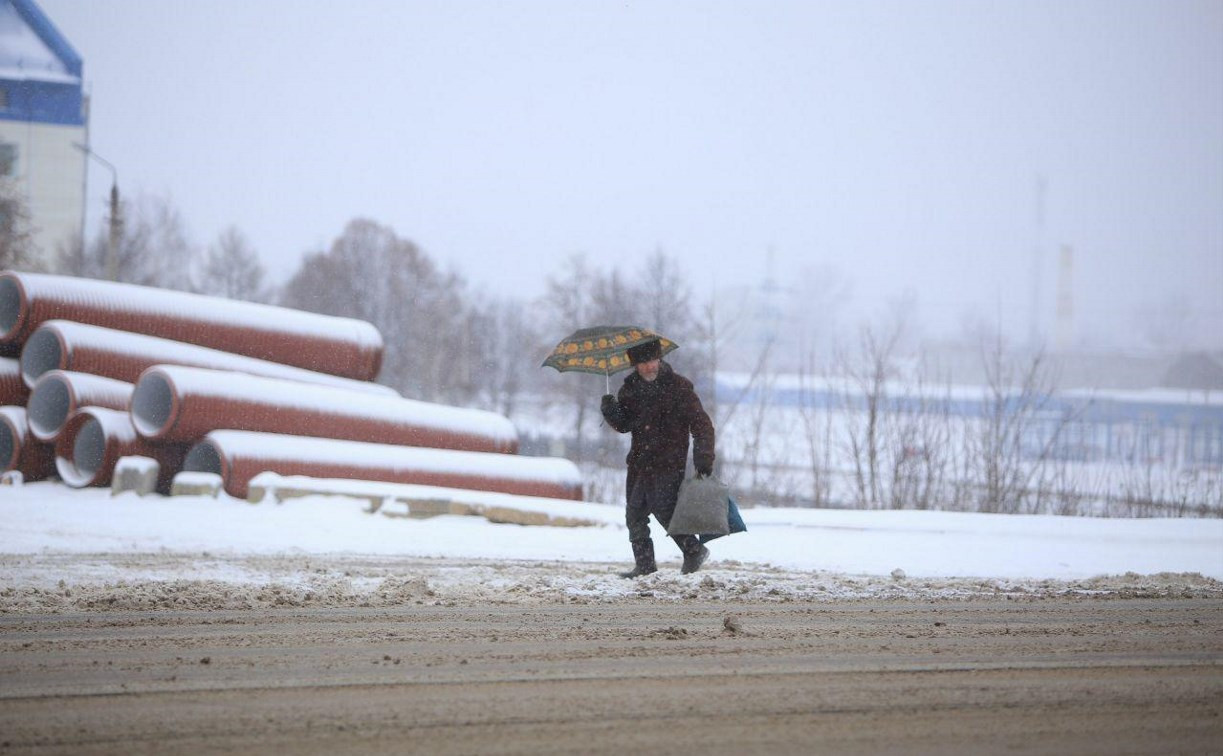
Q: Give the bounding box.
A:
[39,0,1223,350]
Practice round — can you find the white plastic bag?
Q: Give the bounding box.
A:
[666,475,730,536]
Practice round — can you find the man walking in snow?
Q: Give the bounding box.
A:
[601,338,716,578]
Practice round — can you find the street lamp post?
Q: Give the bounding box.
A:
[72,143,122,281]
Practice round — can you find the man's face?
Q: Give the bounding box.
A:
[635,358,661,382]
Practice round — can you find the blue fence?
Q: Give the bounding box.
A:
[715,379,1223,469]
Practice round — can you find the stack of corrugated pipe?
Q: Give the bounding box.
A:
[1,270,581,500]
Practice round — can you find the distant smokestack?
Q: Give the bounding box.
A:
[1055,245,1074,351]
[1029,176,1047,348]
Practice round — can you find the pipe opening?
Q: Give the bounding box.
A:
[0,277,18,337]
[131,372,173,437]
[20,328,64,385]
[72,418,106,478]
[184,441,223,475]
[0,415,16,469]
[27,378,70,439]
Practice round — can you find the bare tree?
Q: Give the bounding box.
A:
[636,249,694,341]
[53,234,99,279]
[689,284,774,481]
[135,195,195,291]
[195,226,269,302]
[280,219,470,401]
[966,333,1066,514]
[466,294,546,416]
[883,372,953,510]
[838,319,905,508]
[545,254,594,333]
[795,349,835,508]
[0,178,41,271]
[741,359,779,495]
[694,287,750,424]
[541,254,601,461]
[54,191,196,291]
[589,267,637,327]
[833,292,931,509]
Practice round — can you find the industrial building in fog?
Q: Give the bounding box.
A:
[0,0,87,266]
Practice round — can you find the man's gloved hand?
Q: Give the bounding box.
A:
[600,394,616,416]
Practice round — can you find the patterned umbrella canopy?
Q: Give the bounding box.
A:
[541,325,678,376]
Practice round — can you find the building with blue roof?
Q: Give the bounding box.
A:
[0,0,87,266]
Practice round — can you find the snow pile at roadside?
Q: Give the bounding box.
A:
[2,480,1221,587]
[3,552,1219,614]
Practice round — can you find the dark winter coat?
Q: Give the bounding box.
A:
[601,361,715,480]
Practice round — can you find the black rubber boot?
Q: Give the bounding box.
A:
[678,538,710,575]
[619,539,657,578]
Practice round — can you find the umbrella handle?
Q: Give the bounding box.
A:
[605,367,610,395]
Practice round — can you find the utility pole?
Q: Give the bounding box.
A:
[73,143,122,281]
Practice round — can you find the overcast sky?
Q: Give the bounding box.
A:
[38,0,1223,350]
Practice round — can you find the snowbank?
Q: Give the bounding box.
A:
[2,481,1219,581]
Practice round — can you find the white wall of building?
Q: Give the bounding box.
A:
[0,117,86,266]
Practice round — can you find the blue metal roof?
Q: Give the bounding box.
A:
[7,0,81,77]
[0,0,85,126]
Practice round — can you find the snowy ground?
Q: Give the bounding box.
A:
[2,480,1221,611]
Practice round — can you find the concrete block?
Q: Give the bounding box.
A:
[383,498,599,527]
[264,483,386,510]
[482,505,600,528]
[245,472,278,503]
[110,456,159,497]
[390,498,480,519]
[171,471,224,498]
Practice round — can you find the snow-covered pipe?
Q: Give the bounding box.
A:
[21,320,398,397]
[0,271,384,381]
[1,406,55,480]
[26,370,133,442]
[1,357,27,407]
[55,406,187,491]
[183,430,582,501]
[131,365,518,453]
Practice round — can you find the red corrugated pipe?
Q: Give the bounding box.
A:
[55,406,188,492]
[21,320,398,397]
[183,430,583,501]
[27,370,133,442]
[0,271,384,381]
[131,365,518,453]
[1,356,27,407]
[1,406,55,481]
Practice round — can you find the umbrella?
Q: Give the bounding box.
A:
[542,325,678,392]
